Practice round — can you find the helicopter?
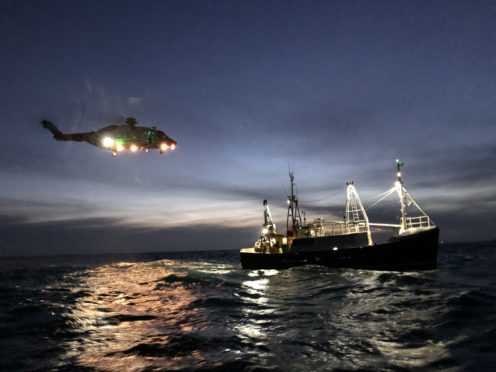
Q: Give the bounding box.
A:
[42,117,177,156]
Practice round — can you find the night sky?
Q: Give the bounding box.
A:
[1,0,495,256]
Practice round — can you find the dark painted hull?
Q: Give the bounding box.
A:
[240,228,439,271]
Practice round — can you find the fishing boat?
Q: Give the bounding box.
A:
[240,160,439,270]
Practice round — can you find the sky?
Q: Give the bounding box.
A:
[0,0,495,256]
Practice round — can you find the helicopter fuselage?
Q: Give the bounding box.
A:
[42,120,177,156]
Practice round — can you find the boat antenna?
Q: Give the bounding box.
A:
[286,170,302,235]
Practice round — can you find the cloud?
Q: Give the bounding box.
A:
[0,215,257,257]
[0,175,264,229]
[128,96,142,105]
[66,81,146,132]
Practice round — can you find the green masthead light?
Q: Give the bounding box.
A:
[396,159,404,166]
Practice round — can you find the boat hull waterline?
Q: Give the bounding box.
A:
[240,228,439,271]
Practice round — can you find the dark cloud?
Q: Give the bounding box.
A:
[0,215,257,257]
[414,169,496,190]
[427,208,496,243]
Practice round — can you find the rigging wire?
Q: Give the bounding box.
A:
[303,188,344,203]
[365,186,397,211]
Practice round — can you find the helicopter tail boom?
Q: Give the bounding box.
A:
[42,120,65,140]
[42,120,93,142]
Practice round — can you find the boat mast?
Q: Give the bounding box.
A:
[345,182,373,246]
[286,170,302,235]
[395,159,435,233]
[395,159,407,233]
[263,199,276,234]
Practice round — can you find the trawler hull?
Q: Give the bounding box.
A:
[240,228,439,271]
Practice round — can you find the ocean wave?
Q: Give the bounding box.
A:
[0,244,495,371]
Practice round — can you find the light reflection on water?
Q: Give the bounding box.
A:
[62,260,230,371]
[63,263,456,371]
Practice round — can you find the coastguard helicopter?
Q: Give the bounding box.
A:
[42,117,177,156]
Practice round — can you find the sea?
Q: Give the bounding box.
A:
[0,242,495,371]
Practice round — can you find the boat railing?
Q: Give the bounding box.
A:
[313,221,369,236]
[402,215,434,229]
